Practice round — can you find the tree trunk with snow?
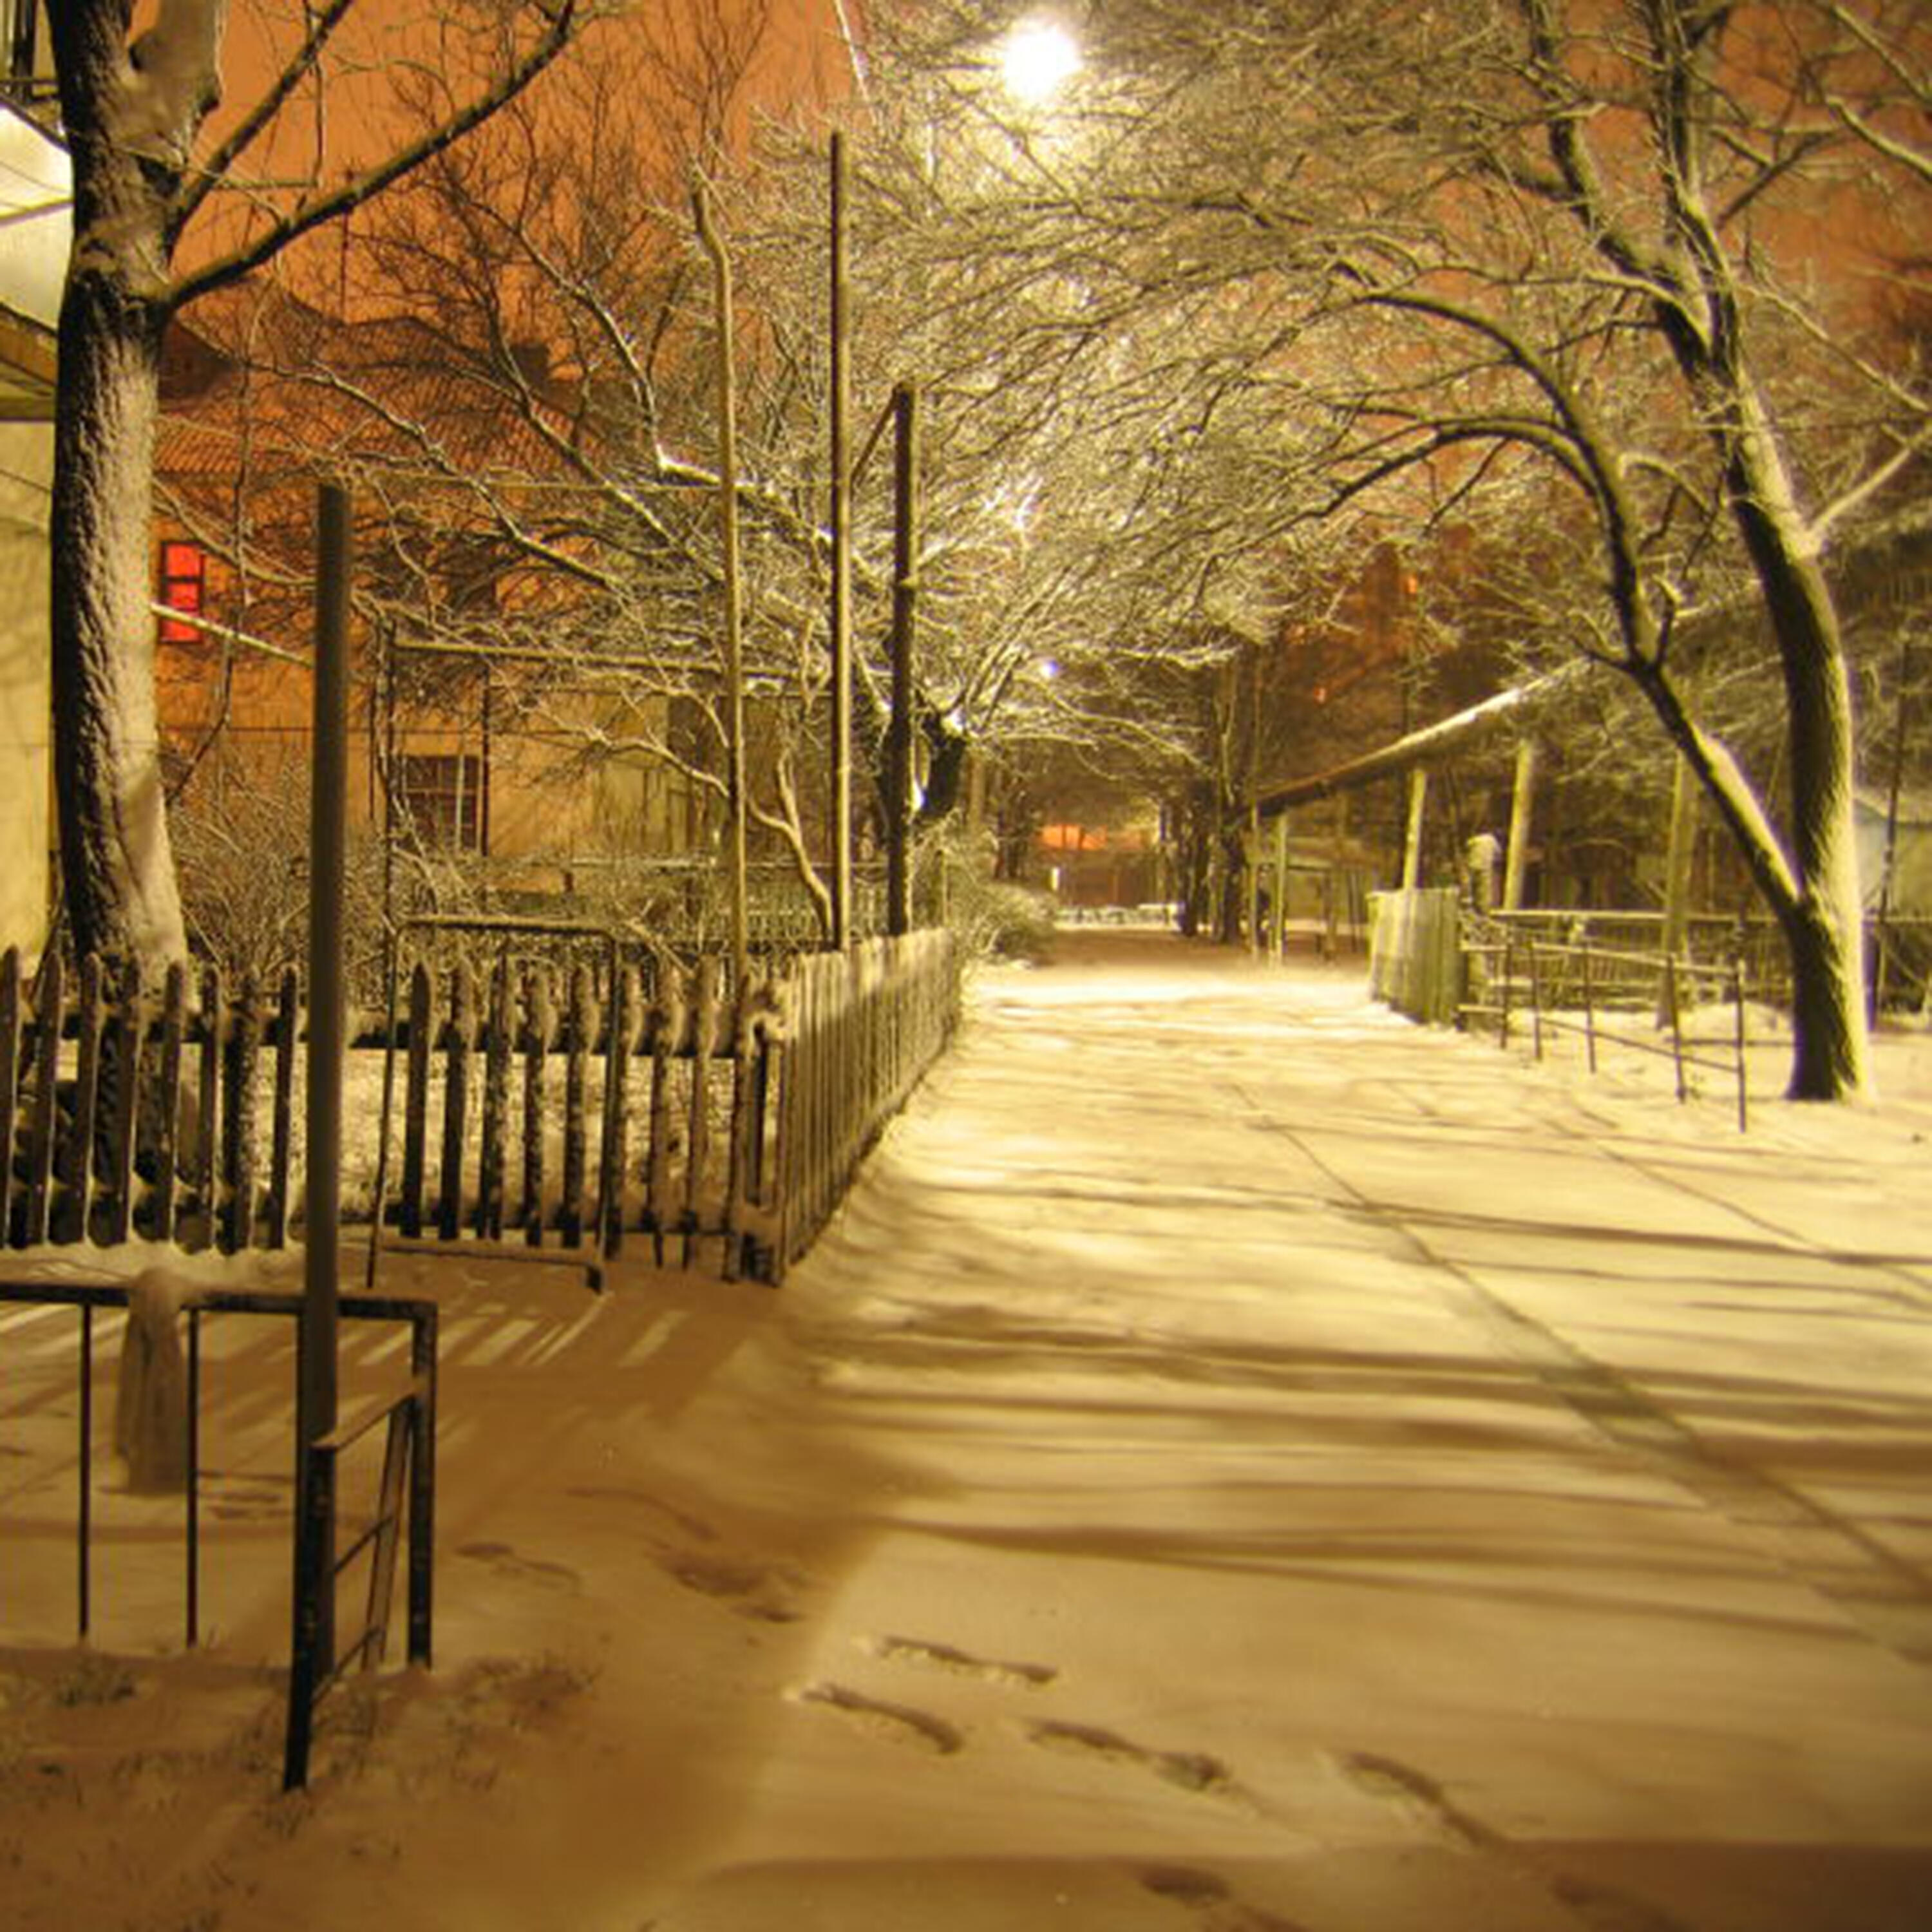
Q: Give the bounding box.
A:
[48,3,220,970]
[1728,458,1870,1099]
[46,0,589,978]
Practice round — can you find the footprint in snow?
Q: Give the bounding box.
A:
[868,1634,1058,1688]
[654,1546,807,1623]
[563,1486,719,1546]
[791,1681,963,1756]
[1337,1752,1689,1932]
[1027,1718,1243,1801]
[455,1540,582,1593]
[1139,1864,1311,1932]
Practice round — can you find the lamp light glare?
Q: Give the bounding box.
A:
[1001,19,1081,104]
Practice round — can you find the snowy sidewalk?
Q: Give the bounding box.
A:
[8,927,1932,1931]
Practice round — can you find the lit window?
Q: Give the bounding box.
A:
[158,539,207,643]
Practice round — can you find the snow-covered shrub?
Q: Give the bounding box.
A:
[169,759,387,996]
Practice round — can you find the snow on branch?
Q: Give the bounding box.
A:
[170,3,595,314]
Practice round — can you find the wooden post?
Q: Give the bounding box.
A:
[520,966,552,1244]
[478,957,512,1240]
[1401,767,1429,890]
[438,967,473,1242]
[401,963,431,1238]
[693,181,750,988]
[152,961,184,1242]
[269,966,298,1249]
[886,384,918,937]
[561,965,591,1247]
[828,134,854,951]
[1502,737,1538,912]
[223,971,261,1253]
[67,954,104,1244]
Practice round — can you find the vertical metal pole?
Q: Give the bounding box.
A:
[693,182,750,989]
[186,1308,200,1647]
[886,384,918,938]
[1733,958,1748,1132]
[1665,955,1687,1101]
[829,133,854,951]
[1581,945,1597,1074]
[297,480,349,1690]
[407,1305,437,1669]
[78,1302,91,1638]
[1247,645,1262,958]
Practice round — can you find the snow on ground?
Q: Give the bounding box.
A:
[2,927,1929,1931]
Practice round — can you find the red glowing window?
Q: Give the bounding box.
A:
[157,540,207,643]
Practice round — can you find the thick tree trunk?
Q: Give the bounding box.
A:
[1724,401,1870,1100]
[49,0,213,976]
[52,271,188,971]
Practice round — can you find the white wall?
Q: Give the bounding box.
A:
[0,95,66,330]
[0,419,50,958]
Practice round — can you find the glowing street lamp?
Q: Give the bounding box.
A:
[1001,17,1081,105]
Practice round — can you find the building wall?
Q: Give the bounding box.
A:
[0,419,50,957]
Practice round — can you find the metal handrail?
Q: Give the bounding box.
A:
[1459,935,1750,1129]
[0,1280,436,1789]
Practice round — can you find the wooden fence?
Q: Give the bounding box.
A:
[0,930,959,1284]
[770,929,960,1279]
[1367,887,1463,1024]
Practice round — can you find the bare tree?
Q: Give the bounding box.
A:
[48,0,607,973]
[859,0,1931,1097]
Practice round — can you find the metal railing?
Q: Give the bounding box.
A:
[284,1310,436,1790]
[1461,936,1751,1130]
[0,1280,437,1790]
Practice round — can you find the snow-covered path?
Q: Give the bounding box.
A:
[6,929,1931,1931]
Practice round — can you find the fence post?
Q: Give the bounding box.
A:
[270,966,299,1249]
[521,965,553,1245]
[561,965,591,1247]
[1665,955,1687,1103]
[67,954,104,1243]
[1732,958,1749,1132]
[478,956,513,1241]
[438,967,474,1242]
[24,952,61,1245]
[152,962,186,1243]
[224,972,261,1253]
[401,963,431,1238]
[104,958,143,1245]
[194,965,222,1251]
[1580,945,1598,1074]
